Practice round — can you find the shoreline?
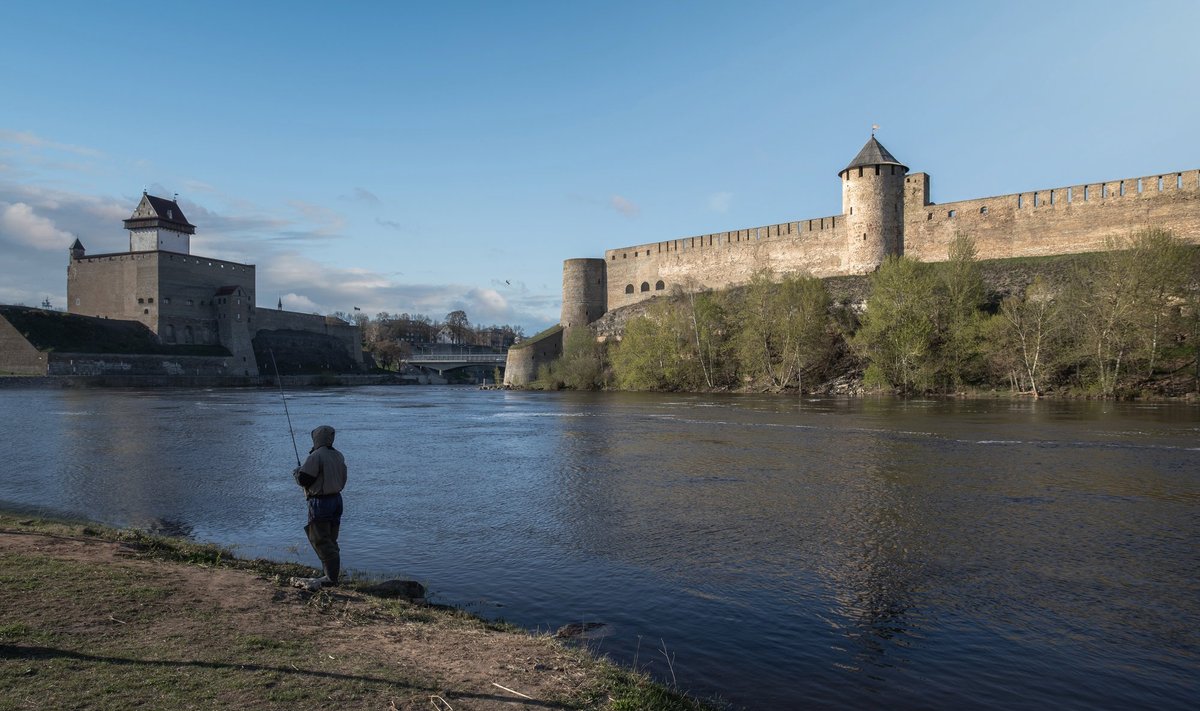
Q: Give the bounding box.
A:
[0,513,719,710]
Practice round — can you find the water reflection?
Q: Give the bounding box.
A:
[3,388,1198,710]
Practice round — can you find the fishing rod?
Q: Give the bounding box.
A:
[269,348,301,467]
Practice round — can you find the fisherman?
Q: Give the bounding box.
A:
[292,425,347,588]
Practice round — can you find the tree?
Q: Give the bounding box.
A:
[936,233,986,390]
[444,310,471,345]
[1061,242,1140,396]
[852,256,940,394]
[1124,229,1194,376]
[733,271,833,391]
[682,284,731,389]
[558,327,606,390]
[997,276,1061,397]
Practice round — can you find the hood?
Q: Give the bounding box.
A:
[310,425,336,451]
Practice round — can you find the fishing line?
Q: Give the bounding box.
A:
[269,348,301,467]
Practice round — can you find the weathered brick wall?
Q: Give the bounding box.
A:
[904,169,1200,262]
[588,165,1200,319]
[255,310,362,367]
[603,217,847,311]
[68,250,255,345]
[561,258,607,329]
[156,252,254,344]
[46,352,236,376]
[503,326,563,386]
[0,317,48,375]
[68,252,149,324]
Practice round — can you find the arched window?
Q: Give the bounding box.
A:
[625,284,634,294]
[184,326,194,344]
[655,280,665,291]
[640,282,650,292]
[166,324,176,342]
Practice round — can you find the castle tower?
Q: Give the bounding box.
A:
[69,238,85,261]
[560,258,607,329]
[123,192,195,254]
[840,136,908,273]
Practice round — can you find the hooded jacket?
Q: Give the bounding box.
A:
[293,425,348,498]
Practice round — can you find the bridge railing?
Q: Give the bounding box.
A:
[407,353,507,363]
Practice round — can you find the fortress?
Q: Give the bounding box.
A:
[505,136,1200,384]
[0,193,361,377]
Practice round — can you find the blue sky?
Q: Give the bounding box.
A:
[2,0,1197,332]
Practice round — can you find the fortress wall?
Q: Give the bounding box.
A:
[68,253,153,326]
[0,316,47,375]
[604,216,846,309]
[45,352,236,377]
[255,309,362,365]
[904,169,1200,263]
[503,326,563,386]
[157,253,254,344]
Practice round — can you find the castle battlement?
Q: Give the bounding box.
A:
[580,139,1200,316]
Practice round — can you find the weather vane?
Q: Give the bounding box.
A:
[872,123,879,136]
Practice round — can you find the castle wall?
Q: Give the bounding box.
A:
[604,217,847,310]
[156,252,255,345]
[255,309,363,368]
[903,169,1200,262]
[591,164,1200,318]
[45,352,238,376]
[68,252,154,327]
[0,317,48,375]
[561,258,607,329]
[502,326,563,386]
[68,250,255,344]
[842,164,906,272]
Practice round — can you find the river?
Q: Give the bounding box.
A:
[3,386,1197,709]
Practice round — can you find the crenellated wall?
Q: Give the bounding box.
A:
[603,216,847,310]
[590,162,1200,315]
[903,168,1200,262]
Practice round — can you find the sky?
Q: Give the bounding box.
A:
[2,0,1198,333]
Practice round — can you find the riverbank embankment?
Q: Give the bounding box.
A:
[0,373,425,389]
[0,514,715,710]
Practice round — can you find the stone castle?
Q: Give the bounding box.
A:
[1,193,361,377]
[505,136,1200,384]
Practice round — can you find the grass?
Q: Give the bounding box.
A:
[0,513,725,710]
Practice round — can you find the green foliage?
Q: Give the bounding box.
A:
[935,234,987,390]
[852,256,940,393]
[988,276,1063,397]
[558,327,607,390]
[598,230,1196,397]
[732,271,834,391]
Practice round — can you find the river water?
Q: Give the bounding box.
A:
[3,386,1197,709]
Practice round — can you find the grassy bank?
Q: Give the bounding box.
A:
[0,514,719,710]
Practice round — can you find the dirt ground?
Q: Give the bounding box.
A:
[0,522,710,710]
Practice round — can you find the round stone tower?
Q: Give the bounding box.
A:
[560,258,607,328]
[839,136,908,273]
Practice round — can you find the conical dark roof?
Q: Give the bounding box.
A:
[840,136,907,176]
[69,238,84,250]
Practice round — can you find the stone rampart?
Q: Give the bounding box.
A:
[903,169,1200,262]
[0,316,48,375]
[604,216,846,311]
[503,326,563,386]
[255,309,362,368]
[46,352,237,376]
[588,151,1200,316]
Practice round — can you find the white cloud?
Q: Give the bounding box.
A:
[610,194,639,218]
[0,202,75,250]
[708,191,733,213]
[280,293,320,312]
[0,129,104,158]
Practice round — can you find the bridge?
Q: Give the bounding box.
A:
[406,352,507,375]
